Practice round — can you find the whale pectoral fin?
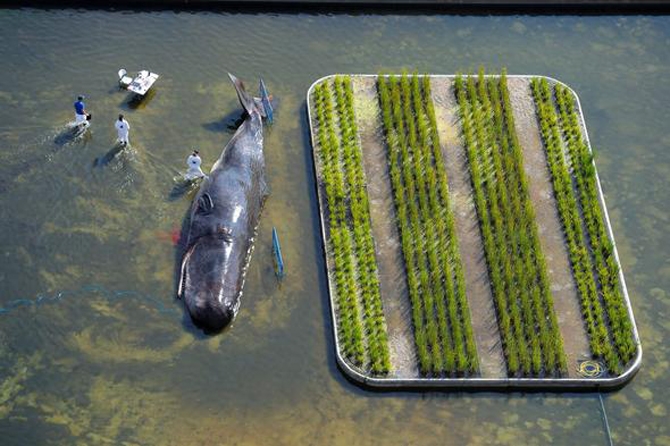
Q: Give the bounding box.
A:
[177,245,195,299]
[177,257,186,299]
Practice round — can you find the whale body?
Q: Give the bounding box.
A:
[178,73,268,334]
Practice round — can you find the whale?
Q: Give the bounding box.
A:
[177,73,269,334]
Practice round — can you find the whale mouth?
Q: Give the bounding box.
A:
[178,238,239,334]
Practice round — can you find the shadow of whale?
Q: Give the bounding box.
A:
[201,109,247,134]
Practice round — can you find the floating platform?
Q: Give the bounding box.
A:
[307,73,641,390]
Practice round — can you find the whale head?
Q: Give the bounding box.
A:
[178,230,242,334]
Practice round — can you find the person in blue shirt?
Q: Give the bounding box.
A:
[73,96,89,128]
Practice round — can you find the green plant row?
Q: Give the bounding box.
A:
[554,84,636,365]
[378,74,430,374]
[313,79,390,374]
[530,77,614,370]
[377,72,478,376]
[332,75,391,374]
[420,75,479,374]
[531,78,635,373]
[498,72,568,376]
[313,81,365,367]
[454,69,567,377]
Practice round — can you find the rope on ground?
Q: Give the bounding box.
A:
[577,359,605,378]
[599,392,614,446]
[0,284,179,317]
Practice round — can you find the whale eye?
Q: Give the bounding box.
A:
[198,193,214,213]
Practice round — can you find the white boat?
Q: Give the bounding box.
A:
[118,68,159,96]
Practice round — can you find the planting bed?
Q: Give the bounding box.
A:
[307,73,641,389]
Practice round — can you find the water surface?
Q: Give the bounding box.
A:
[0,10,668,445]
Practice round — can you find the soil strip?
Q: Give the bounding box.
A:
[507,77,591,378]
[430,78,507,379]
[352,77,418,378]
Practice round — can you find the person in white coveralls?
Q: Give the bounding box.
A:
[115,114,130,146]
[185,150,206,180]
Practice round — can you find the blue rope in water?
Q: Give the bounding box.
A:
[0,284,179,317]
[599,392,614,446]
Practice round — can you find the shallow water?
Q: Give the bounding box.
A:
[0,10,669,445]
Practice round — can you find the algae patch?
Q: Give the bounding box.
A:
[70,326,193,364]
[0,353,43,420]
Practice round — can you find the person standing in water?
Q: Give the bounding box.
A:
[73,95,89,128]
[185,150,206,180]
[115,114,130,146]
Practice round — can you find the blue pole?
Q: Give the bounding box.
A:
[259,79,274,124]
[272,227,284,279]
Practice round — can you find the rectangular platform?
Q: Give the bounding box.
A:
[307,73,642,390]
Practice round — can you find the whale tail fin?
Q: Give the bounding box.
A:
[228,73,260,117]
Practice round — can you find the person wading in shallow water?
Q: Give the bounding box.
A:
[115,114,130,146]
[73,95,90,128]
[185,150,206,180]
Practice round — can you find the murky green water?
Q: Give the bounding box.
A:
[0,9,668,445]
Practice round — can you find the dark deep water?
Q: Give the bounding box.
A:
[0,10,669,445]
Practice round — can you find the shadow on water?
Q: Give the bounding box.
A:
[298,102,356,394]
[120,88,157,111]
[0,122,91,193]
[53,122,90,147]
[92,142,127,168]
[202,109,246,134]
[167,176,201,201]
[179,310,216,340]
[202,94,278,135]
[89,144,145,194]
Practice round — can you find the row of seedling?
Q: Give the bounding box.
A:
[377,72,478,377]
[454,69,567,377]
[333,75,391,374]
[531,77,636,374]
[554,84,636,364]
[313,77,391,374]
[420,74,479,376]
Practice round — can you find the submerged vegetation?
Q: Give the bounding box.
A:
[531,77,636,374]
[454,69,567,377]
[312,76,391,375]
[377,72,478,377]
